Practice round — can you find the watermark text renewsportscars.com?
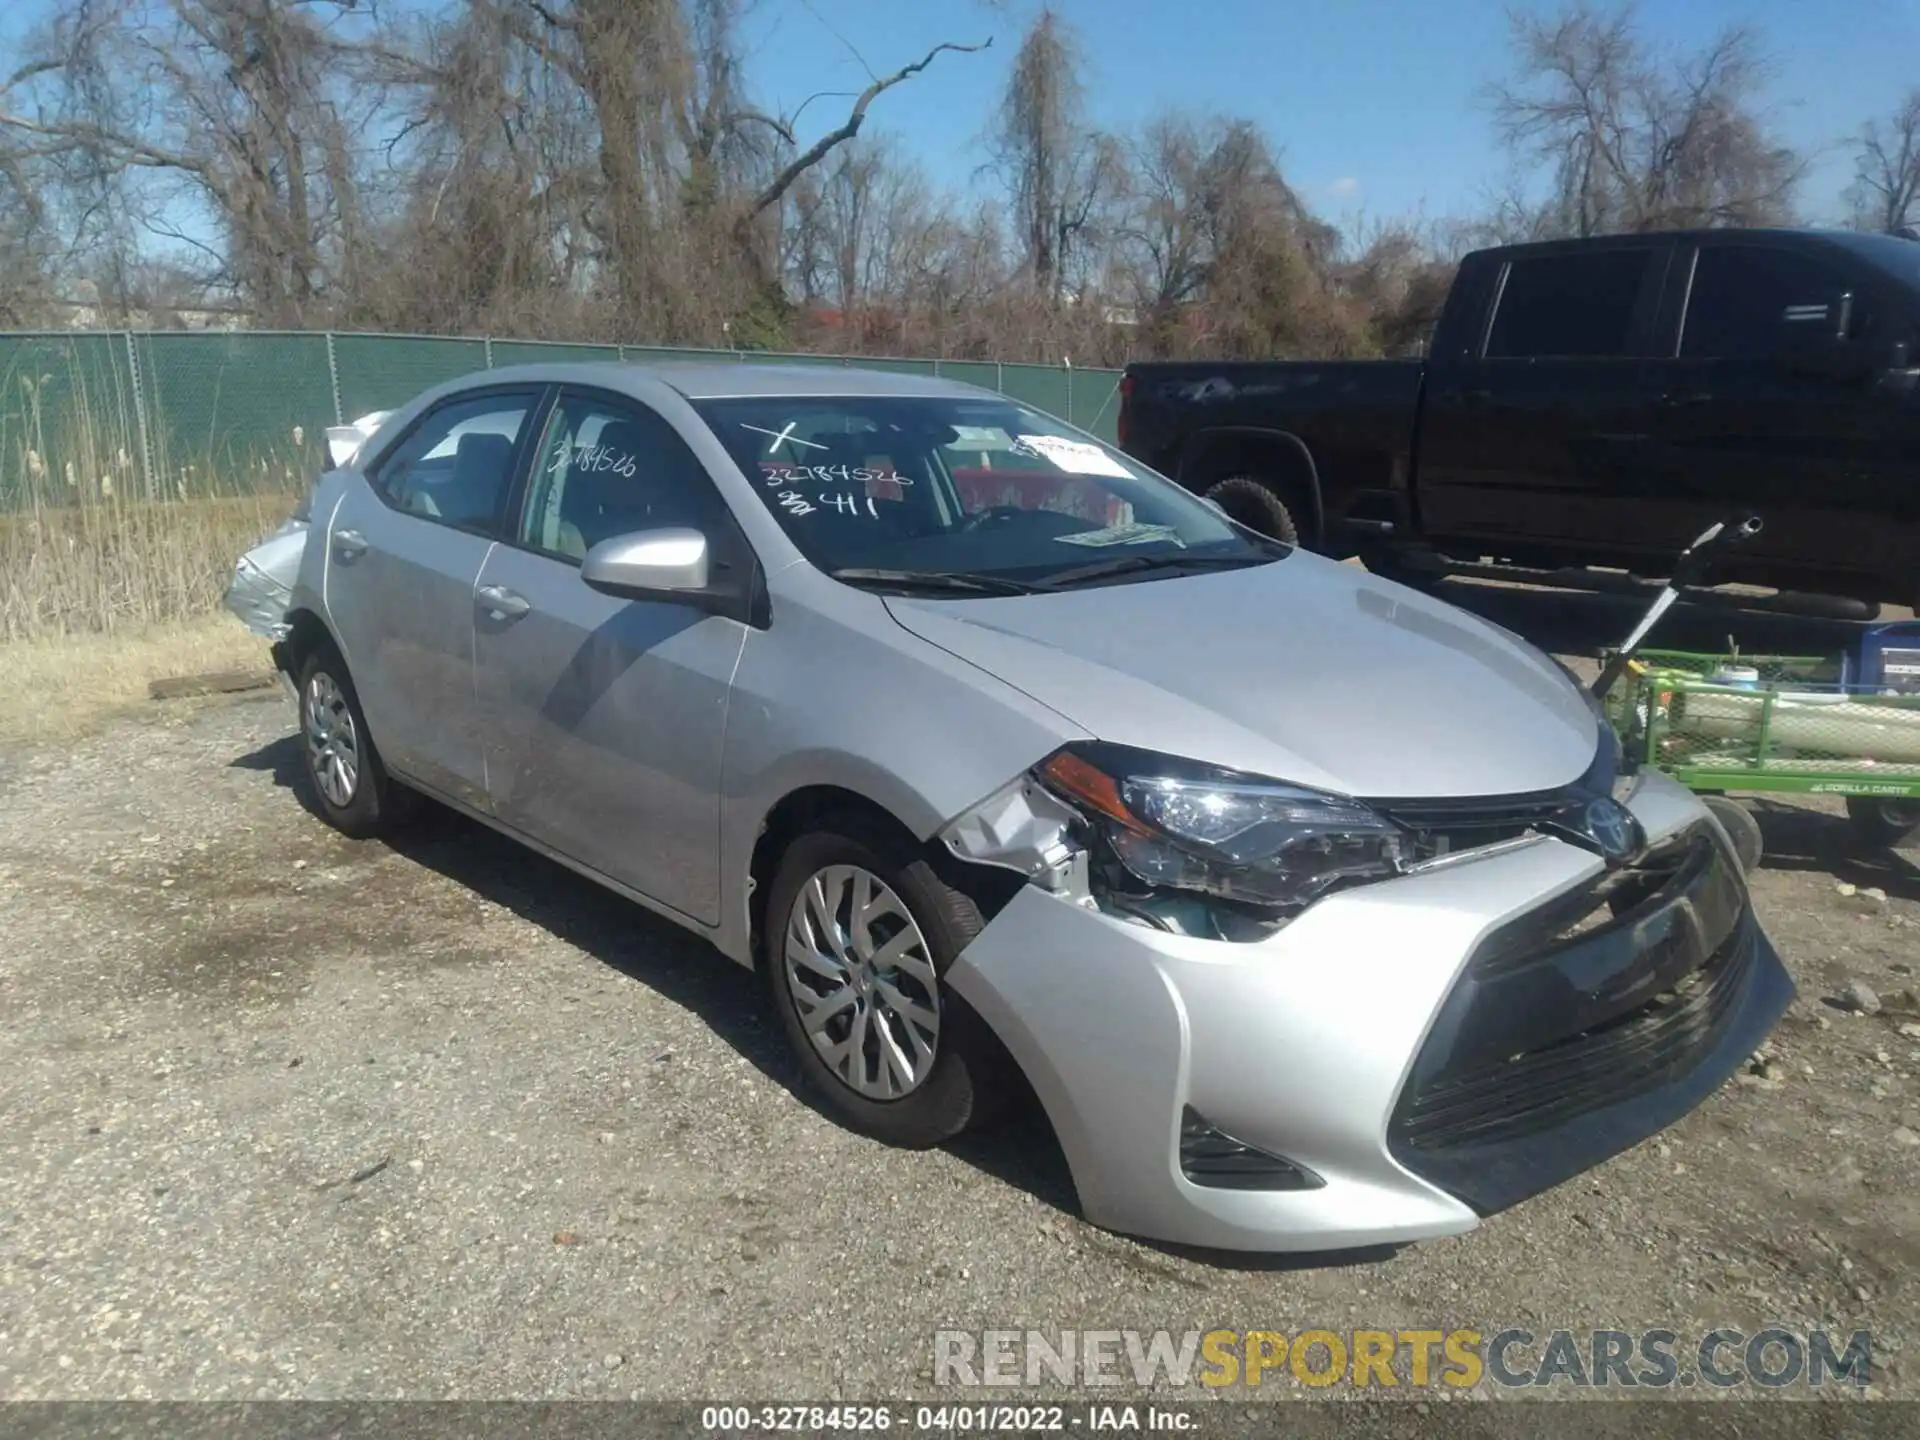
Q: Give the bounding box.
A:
[933,1327,1873,1390]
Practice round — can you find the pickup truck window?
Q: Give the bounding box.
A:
[1681,246,1854,359]
[1485,250,1655,359]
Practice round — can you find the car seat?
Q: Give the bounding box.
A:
[437,431,514,527]
[558,420,662,552]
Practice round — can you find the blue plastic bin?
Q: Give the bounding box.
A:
[1845,621,1920,695]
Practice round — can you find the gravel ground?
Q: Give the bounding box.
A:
[1,587,1917,1405]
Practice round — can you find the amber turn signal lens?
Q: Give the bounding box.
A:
[1039,750,1147,832]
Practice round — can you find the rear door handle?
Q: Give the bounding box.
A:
[1659,390,1714,408]
[1460,387,1495,409]
[475,584,532,623]
[330,528,368,562]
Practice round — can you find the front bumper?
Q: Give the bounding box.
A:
[944,772,1792,1252]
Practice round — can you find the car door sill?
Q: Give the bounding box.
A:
[392,771,720,943]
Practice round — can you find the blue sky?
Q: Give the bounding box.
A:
[739,0,1920,231]
[4,0,1913,234]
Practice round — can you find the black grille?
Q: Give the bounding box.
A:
[1386,822,1794,1216]
[1397,913,1754,1151]
[1372,739,1622,864]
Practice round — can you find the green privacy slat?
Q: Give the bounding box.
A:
[0,329,1121,507]
[1071,370,1123,443]
[333,334,488,421]
[489,340,623,367]
[1000,363,1072,422]
[0,333,144,504]
[136,331,335,495]
[933,361,1002,392]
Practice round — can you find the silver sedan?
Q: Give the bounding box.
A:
[251,362,1792,1251]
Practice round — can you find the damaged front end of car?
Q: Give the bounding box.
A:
[938,743,1416,944]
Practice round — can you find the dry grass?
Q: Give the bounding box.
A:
[2,351,303,643]
[0,614,276,746]
[0,493,294,642]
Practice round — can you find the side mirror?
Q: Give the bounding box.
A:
[581,527,710,599]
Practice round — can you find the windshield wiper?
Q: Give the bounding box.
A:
[1038,550,1273,590]
[827,567,1045,597]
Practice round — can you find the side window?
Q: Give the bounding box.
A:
[520,391,728,561]
[1681,246,1856,359]
[1485,250,1656,359]
[370,392,536,533]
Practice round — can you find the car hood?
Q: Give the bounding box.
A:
[883,554,1599,799]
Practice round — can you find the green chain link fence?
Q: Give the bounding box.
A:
[0,331,1124,508]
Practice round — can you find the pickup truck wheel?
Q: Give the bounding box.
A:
[1846,796,1920,852]
[1204,476,1300,546]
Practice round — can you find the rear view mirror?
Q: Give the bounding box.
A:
[581,528,710,598]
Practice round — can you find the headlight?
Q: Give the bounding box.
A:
[1034,743,1408,913]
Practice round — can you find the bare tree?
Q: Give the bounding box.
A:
[986,8,1117,303]
[1848,90,1920,235]
[3,0,380,324]
[1491,3,1802,237]
[1108,115,1364,359]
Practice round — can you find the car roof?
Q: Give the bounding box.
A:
[450,359,999,402]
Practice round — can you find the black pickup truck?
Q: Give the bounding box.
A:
[1119,228,1920,610]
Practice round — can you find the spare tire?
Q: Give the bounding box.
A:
[1203,475,1300,546]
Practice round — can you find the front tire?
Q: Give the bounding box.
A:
[763,818,1009,1147]
[297,641,402,839]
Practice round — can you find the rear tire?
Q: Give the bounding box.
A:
[1846,796,1920,852]
[296,641,403,839]
[1702,795,1764,874]
[1203,475,1301,547]
[763,816,1011,1148]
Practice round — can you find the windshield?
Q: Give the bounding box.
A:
[691,395,1281,588]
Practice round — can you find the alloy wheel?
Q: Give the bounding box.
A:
[304,671,360,809]
[783,864,941,1101]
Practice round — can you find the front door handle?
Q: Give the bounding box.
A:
[476,584,532,623]
[1658,390,1714,408]
[331,527,368,562]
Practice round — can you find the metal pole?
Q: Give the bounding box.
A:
[124,330,157,501]
[324,332,344,424]
[485,335,495,368]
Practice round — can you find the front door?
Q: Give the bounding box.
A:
[323,388,543,809]
[1640,239,1917,593]
[472,386,752,925]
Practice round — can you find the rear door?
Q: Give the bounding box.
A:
[471,386,753,924]
[1418,242,1672,552]
[323,387,544,810]
[1640,239,1916,587]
